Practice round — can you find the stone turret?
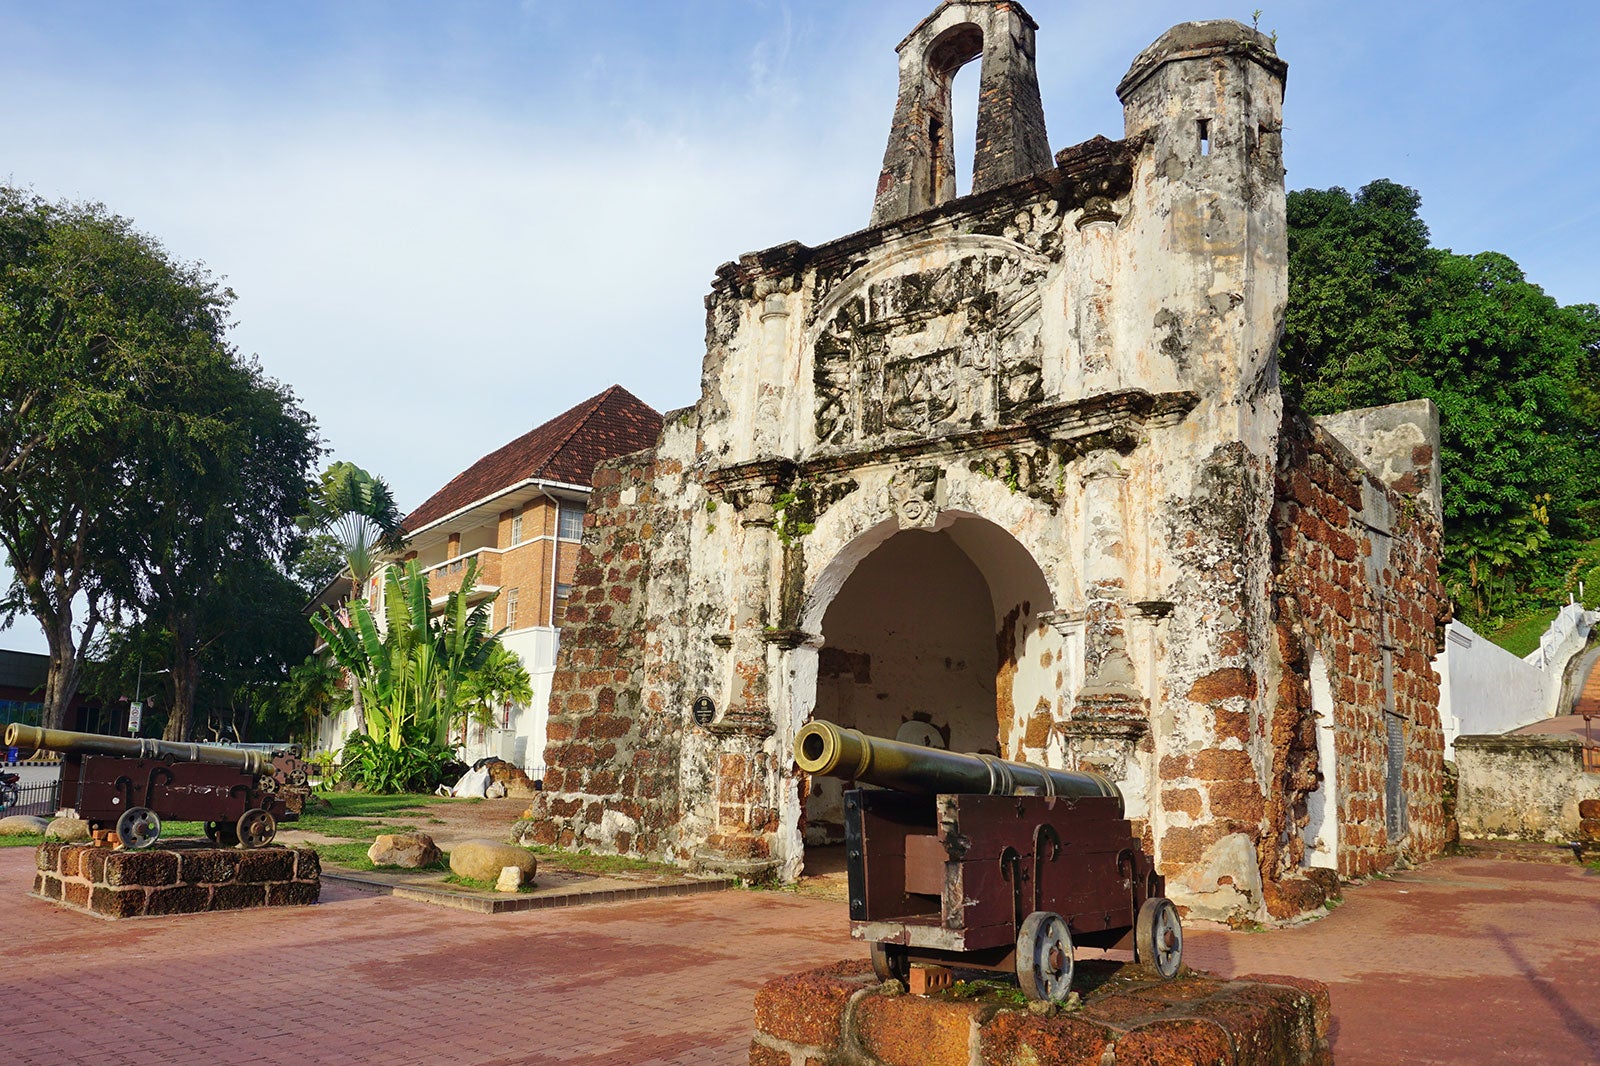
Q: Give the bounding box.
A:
[871,1,1053,226]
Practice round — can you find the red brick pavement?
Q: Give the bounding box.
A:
[2,849,1595,1065]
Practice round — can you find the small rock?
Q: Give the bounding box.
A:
[450,839,537,883]
[495,865,523,892]
[367,832,443,868]
[485,781,508,800]
[0,814,48,835]
[45,816,91,842]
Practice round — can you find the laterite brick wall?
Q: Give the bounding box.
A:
[524,445,690,858]
[1269,412,1449,895]
[34,842,320,918]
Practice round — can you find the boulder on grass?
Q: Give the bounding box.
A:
[367,832,443,868]
[450,839,536,883]
[45,816,91,842]
[0,814,48,835]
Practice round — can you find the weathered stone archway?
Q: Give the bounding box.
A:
[781,511,1062,874]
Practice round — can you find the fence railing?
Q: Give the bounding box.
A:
[2,779,60,818]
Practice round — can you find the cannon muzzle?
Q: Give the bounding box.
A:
[795,720,1121,810]
[5,724,280,776]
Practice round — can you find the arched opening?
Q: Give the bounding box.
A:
[795,513,1058,880]
[1301,653,1339,870]
[924,23,984,207]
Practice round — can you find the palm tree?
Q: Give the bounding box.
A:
[300,462,406,732]
[456,643,533,744]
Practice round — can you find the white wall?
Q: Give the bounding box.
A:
[1436,603,1597,759]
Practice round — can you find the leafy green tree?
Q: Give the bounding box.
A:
[1282,179,1600,621]
[0,187,247,728]
[112,355,319,741]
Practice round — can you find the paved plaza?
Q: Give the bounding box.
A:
[2,848,1595,1065]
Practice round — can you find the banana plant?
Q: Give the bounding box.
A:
[309,559,503,771]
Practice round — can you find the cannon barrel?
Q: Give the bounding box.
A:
[4,724,279,776]
[795,720,1121,811]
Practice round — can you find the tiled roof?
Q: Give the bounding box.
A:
[402,385,662,533]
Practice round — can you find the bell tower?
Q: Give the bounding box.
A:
[870,1,1053,226]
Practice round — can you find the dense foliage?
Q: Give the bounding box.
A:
[0,186,320,735]
[1282,180,1600,623]
[311,560,527,792]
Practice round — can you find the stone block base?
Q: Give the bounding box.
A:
[751,959,1331,1066]
[33,841,321,919]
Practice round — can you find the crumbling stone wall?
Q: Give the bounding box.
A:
[1455,734,1600,841]
[525,7,1448,921]
[1268,412,1449,901]
[526,437,690,859]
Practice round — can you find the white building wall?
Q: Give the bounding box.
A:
[1436,603,1597,759]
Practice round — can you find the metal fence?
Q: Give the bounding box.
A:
[2,779,60,818]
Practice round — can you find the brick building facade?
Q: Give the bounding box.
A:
[316,387,661,772]
[523,6,1450,922]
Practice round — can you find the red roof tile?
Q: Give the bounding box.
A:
[402,385,662,533]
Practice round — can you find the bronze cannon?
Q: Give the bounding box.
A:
[5,723,308,849]
[795,720,1182,1002]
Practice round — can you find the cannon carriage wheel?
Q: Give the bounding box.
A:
[116,807,162,850]
[1016,910,1075,1003]
[1135,897,1183,979]
[236,808,276,849]
[203,820,240,847]
[869,942,910,984]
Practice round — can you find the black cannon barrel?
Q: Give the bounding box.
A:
[5,724,278,776]
[795,720,1121,811]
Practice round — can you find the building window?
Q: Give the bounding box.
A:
[510,514,523,546]
[553,583,572,625]
[506,587,519,629]
[558,502,585,541]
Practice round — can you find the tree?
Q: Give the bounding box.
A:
[1282,179,1600,621]
[299,461,407,734]
[456,642,533,744]
[0,187,240,729]
[110,354,320,741]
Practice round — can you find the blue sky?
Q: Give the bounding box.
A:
[2,0,1598,654]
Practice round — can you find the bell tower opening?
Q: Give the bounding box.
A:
[870,1,1053,226]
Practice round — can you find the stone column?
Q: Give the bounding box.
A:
[1056,451,1148,787]
[1075,198,1121,395]
[753,294,789,455]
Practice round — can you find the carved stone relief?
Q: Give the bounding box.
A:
[812,249,1050,447]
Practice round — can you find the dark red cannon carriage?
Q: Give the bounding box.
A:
[5,723,307,849]
[795,721,1182,1002]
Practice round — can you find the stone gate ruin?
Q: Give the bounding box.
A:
[523,4,1451,922]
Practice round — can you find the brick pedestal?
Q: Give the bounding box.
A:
[751,959,1331,1066]
[33,841,320,918]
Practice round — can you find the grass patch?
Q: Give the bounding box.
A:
[944,978,1030,1006]
[0,833,43,848]
[443,872,532,893]
[527,845,677,878]
[291,815,417,841]
[309,839,450,873]
[319,793,451,819]
[1485,607,1560,658]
